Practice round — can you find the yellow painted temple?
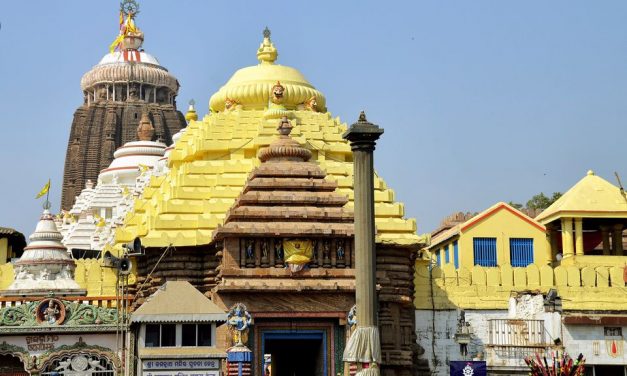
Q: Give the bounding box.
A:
[111,30,418,251]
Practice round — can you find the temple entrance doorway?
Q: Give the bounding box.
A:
[262,330,326,376]
[0,354,28,376]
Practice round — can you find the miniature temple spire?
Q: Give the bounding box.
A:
[257,116,312,163]
[257,26,278,64]
[2,209,85,296]
[185,99,198,123]
[137,110,155,141]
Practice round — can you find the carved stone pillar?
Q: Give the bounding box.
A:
[342,111,384,373]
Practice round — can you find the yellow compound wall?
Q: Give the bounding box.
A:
[415,261,627,311]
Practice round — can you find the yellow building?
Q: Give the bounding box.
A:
[415,173,627,375]
[427,202,549,270]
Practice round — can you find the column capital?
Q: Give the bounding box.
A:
[342,111,384,151]
[613,223,624,231]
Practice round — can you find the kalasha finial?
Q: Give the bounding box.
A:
[189,99,195,106]
[358,111,367,123]
[257,27,278,64]
[277,116,293,136]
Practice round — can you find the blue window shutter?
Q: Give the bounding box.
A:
[444,246,450,264]
[453,241,459,269]
[510,238,534,267]
[473,237,497,267]
[436,250,441,266]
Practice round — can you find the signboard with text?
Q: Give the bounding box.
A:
[142,371,219,376]
[142,358,221,376]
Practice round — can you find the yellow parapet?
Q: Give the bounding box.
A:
[414,262,627,311]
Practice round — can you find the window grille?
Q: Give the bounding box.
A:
[453,241,459,269]
[510,238,534,267]
[436,250,441,266]
[473,237,497,267]
[444,246,450,264]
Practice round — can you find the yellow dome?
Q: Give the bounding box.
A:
[209,29,326,113]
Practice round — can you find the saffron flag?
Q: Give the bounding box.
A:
[450,361,486,376]
[35,179,51,199]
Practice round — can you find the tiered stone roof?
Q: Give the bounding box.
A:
[113,32,419,249]
[213,117,353,240]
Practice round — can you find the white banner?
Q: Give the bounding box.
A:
[142,359,220,370]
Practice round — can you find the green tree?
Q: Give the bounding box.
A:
[525,192,562,210]
[508,201,523,210]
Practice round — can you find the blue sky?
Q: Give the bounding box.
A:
[1,1,627,236]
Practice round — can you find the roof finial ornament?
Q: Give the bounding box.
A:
[110,0,144,55]
[257,27,278,64]
[185,99,198,123]
[277,116,293,136]
[358,111,368,123]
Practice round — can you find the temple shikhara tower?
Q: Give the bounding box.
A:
[61,3,185,209]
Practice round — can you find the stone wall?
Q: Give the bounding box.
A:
[61,102,186,210]
[415,308,562,376]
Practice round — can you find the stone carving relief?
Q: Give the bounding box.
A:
[0,299,118,327]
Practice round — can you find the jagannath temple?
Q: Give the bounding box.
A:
[7,1,627,376]
[0,1,423,376]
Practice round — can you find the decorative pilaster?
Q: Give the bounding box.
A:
[342,111,384,376]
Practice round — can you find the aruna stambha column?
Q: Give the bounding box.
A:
[342,111,384,376]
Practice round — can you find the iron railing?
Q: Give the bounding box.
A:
[488,319,548,347]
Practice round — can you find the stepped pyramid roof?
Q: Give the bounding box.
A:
[113,31,418,249]
[536,170,627,224]
[213,116,353,240]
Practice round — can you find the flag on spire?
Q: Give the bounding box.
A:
[35,179,51,199]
